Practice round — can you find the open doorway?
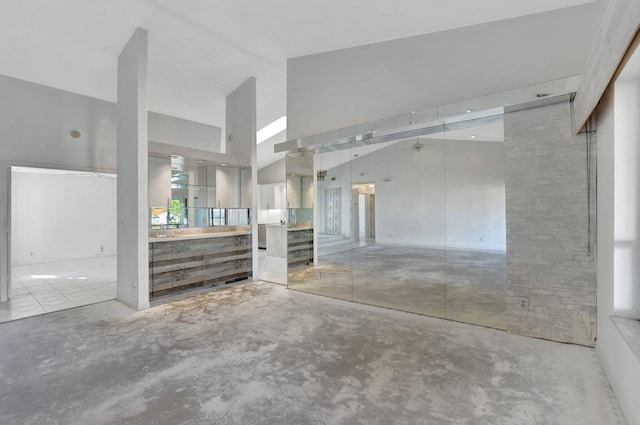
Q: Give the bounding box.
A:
[1,166,117,322]
[355,183,376,247]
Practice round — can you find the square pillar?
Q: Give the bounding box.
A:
[225,77,258,279]
[116,28,150,309]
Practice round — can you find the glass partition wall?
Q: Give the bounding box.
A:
[286,112,506,330]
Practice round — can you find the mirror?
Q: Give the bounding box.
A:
[148,155,251,229]
[284,110,507,330]
[444,116,506,329]
[287,146,354,300]
[257,159,288,284]
[350,130,448,317]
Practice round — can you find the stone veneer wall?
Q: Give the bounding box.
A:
[505,100,597,346]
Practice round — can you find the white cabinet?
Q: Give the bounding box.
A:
[302,176,314,208]
[216,167,240,208]
[285,175,314,209]
[197,165,215,208]
[259,183,285,210]
[240,168,252,208]
[286,176,302,208]
[148,156,171,206]
[259,184,273,210]
[274,183,286,209]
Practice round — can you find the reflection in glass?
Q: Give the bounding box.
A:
[287,147,353,300]
[285,114,507,330]
[444,118,506,329]
[149,155,252,229]
[257,162,288,285]
[350,134,448,317]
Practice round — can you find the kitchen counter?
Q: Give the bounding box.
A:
[149,230,252,298]
[266,225,287,258]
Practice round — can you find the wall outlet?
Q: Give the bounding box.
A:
[517,296,529,312]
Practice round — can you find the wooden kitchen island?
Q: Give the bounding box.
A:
[149,230,252,299]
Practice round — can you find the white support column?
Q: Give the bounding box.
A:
[0,163,10,302]
[225,77,258,280]
[116,27,150,310]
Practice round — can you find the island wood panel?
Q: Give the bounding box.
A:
[149,234,252,297]
[288,228,313,266]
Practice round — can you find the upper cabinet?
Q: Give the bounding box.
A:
[149,156,172,206]
[214,166,251,208]
[287,176,302,208]
[216,166,239,208]
[286,175,314,209]
[240,168,252,208]
[302,176,314,208]
[259,182,285,210]
[259,184,274,210]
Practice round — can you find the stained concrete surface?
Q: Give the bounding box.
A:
[0,282,624,425]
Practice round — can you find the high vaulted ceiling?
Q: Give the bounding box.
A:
[0,0,595,132]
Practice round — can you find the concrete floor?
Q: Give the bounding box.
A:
[0,256,117,323]
[0,282,623,425]
[288,244,506,330]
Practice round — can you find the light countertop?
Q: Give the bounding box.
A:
[149,230,251,243]
[287,225,313,231]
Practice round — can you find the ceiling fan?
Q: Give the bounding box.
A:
[394,138,443,153]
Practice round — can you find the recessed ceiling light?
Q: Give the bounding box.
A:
[411,111,416,114]
[221,163,227,167]
[466,109,472,113]
[470,135,477,139]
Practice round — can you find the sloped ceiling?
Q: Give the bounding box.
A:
[0,0,596,133]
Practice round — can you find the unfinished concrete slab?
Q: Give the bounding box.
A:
[0,282,624,425]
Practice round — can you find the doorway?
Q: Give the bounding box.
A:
[1,166,117,322]
[357,184,376,243]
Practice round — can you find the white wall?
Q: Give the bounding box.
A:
[596,84,640,425]
[149,112,221,152]
[445,141,506,250]
[0,75,222,168]
[287,5,599,139]
[258,158,286,184]
[314,138,506,250]
[11,170,117,266]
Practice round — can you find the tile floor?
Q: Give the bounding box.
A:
[0,256,117,323]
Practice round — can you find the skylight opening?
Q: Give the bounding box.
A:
[257,116,287,144]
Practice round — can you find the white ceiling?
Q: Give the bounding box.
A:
[0,0,594,132]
